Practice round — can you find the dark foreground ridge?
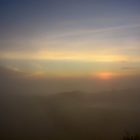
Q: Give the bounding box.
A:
[1,89,140,140]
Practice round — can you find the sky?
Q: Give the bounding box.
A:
[1,0,140,80]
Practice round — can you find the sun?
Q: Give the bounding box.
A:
[96,72,114,80]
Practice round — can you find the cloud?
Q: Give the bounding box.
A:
[121,67,139,70]
[0,50,130,62]
[0,65,27,80]
[48,24,140,39]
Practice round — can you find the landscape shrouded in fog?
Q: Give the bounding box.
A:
[1,0,140,140]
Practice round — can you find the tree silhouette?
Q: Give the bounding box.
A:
[123,134,140,140]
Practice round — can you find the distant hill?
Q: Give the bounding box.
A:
[1,89,140,140]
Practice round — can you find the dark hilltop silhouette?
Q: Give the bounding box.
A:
[1,89,140,140]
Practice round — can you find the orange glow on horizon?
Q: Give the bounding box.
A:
[96,72,115,80]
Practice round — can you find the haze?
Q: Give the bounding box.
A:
[1,0,140,139]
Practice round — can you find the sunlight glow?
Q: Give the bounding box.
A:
[96,72,115,80]
[0,51,129,62]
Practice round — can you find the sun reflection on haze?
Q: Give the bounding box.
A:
[96,72,115,80]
